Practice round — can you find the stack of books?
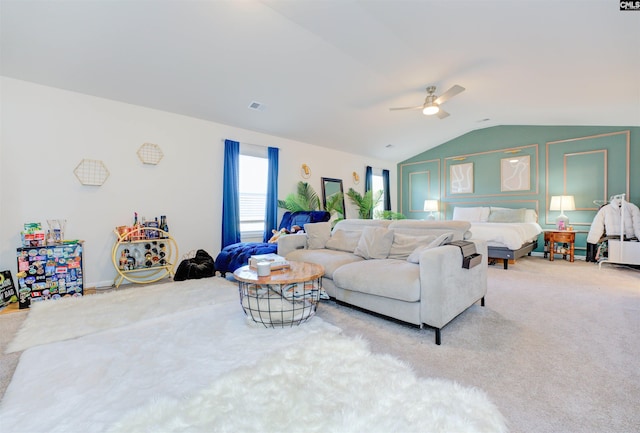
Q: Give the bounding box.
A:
[248,253,290,270]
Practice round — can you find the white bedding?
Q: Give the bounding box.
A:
[469,222,542,250]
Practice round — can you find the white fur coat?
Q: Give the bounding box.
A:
[587,198,640,243]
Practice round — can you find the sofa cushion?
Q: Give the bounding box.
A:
[325,229,362,253]
[285,248,363,279]
[333,259,421,302]
[332,219,392,231]
[406,232,454,263]
[387,220,472,241]
[354,227,394,259]
[387,233,437,260]
[304,221,332,249]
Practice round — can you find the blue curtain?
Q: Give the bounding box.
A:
[221,139,241,248]
[263,147,279,242]
[382,169,391,211]
[364,166,373,193]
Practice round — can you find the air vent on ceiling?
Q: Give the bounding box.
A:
[248,101,265,111]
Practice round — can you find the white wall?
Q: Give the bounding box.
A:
[0,78,396,287]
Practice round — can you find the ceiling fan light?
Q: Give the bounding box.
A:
[423,103,439,116]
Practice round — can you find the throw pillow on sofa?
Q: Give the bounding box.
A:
[354,226,394,259]
[325,229,362,253]
[406,232,454,264]
[387,233,437,260]
[304,221,332,249]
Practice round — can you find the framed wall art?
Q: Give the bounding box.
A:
[501,155,530,191]
[450,162,474,194]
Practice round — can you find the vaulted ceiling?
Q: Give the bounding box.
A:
[2,0,639,162]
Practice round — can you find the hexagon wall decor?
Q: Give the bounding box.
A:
[137,142,164,165]
[74,159,110,186]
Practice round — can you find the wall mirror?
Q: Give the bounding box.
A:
[321,177,345,218]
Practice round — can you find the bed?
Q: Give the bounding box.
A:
[452,206,542,269]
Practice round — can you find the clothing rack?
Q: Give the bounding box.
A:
[599,193,640,268]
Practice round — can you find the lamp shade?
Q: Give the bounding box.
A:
[549,195,576,212]
[423,199,439,212]
[422,103,439,116]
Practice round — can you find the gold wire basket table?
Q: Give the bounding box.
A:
[233,261,324,327]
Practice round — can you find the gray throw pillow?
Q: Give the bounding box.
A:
[325,229,362,253]
[354,227,394,259]
[488,208,527,223]
[406,232,454,264]
[388,233,437,260]
[304,222,332,249]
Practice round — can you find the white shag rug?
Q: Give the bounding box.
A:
[2,278,507,433]
[5,277,238,353]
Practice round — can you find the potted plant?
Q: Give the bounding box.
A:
[346,188,383,219]
[278,181,321,211]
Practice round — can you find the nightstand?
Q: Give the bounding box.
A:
[544,230,575,262]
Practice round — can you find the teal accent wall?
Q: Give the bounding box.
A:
[398,126,639,255]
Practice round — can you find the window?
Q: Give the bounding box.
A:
[372,171,385,218]
[239,153,268,240]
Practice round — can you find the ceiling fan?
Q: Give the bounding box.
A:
[389,84,465,119]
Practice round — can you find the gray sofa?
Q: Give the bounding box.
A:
[277,219,488,344]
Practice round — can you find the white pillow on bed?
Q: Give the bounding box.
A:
[452,207,490,222]
[488,208,527,223]
[489,207,538,223]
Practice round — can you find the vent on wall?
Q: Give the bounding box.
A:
[248,101,265,111]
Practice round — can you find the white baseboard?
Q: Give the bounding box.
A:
[90,280,117,290]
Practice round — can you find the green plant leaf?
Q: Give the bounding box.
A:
[346,188,383,219]
[278,182,321,211]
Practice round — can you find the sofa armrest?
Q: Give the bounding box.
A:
[277,234,308,257]
[417,239,488,329]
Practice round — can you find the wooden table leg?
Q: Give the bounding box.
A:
[569,242,574,262]
[549,240,555,261]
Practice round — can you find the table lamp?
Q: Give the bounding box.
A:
[423,199,439,220]
[549,195,575,230]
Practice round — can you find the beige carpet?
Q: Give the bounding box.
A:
[316,258,640,433]
[1,257,639,432]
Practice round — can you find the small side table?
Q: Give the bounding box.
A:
[544,230,576,262]
[233,261,325,327]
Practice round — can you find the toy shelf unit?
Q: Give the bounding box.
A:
[111,226,178,288]
[599,193,640,269]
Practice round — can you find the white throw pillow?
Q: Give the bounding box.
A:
[452,207,484,222]
[388,233,437,260]
[304,222,332,249]
[479,207,491,222]
[325,229,362,253]
[406,232,454,264]
[524,209,538,223]
[354,227,394,260]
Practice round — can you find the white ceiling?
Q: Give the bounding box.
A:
[1,0,639,163]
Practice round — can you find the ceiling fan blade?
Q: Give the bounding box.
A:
[437,108,450,119]
[434,85,465,105]
[389,105,423,111]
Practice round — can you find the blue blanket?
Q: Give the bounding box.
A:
[215,211,330,276]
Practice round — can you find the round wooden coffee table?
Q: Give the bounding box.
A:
[233,261,325,327]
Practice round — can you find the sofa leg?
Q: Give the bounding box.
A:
[481,296,485,307]
[503,259,508,270]
[435,328,441,345]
